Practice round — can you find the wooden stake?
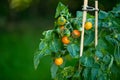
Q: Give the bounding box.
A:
[80,0,88,57]
[95,0,98,47]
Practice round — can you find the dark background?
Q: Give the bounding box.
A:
[0,0,120,80]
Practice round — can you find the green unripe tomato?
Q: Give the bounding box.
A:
[57,16,67,25]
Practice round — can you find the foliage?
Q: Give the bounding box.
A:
[34,2,120,80]
[10,0,32,11]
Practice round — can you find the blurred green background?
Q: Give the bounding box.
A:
[0,0,120,80]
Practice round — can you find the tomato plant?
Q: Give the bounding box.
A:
[34,2,120,80]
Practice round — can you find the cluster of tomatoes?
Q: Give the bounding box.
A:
[54,15,93,66]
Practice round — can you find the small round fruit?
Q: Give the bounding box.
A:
[84,22,92,30]
[60,26,65,31]
[62,36,70,44]
[54,57,63,66]
[64,29,71,37]
[72,30,80,38]
[57,16,67,25]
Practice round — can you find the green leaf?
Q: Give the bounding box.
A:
[105,35,118,46]
[34,51,43,70]
[108,55,114,71]
[95,50,103,58]
[51,64,58,78]
[114,45,120,66]
[111,4,120,14]
[87,13,95,18]
[55,2,71,18]
[48,31,62,53]
[91,68,98,80]
[99,10,108,19]
[97,70,106,80]
[67,43,79,58]
[61,66,74,78]
[101,21,111,28]
[76,11,83,18]
[63,29,71,37]
[34,29,62,70]
[42,30,54,40]
[103,55,111,65]
[83,68,91,80]
[35,30,56,69]
[73,71,81,78]
[39,39,51,55]
[117,34,120,41]
[49,38,62,53]
[34,46,51,69]
[96,38,107,50]
[70,18,82,30]
[39,40,46,50]
[84,31,94,46]
[80,56,94,67]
